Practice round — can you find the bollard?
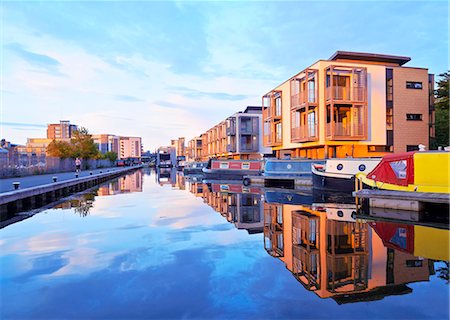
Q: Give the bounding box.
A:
[75,173,79,178]
[90,171,93,175]
[13,182,20,190]
[100,170,102,173]
[52,176,58,182]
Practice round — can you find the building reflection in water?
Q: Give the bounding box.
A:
[54,170,144,216]
[98,169,143,195]
[187,181,264,234]
[156,168,177,187]
[263,198,448,304]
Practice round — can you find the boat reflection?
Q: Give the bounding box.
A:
[263,199,448,304]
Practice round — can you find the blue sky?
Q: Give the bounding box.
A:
[2,0,448,150]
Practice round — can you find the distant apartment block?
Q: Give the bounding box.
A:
[201,106,272,160]
[262,51,435,159]
[47,120,78,140]
[92,134,120,154]
[171,137,186,157]
[186,136,203,162]
[119,136,142,159]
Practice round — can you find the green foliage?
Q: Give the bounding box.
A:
[434,72,450,147]
[47,140,74,158]
[46,127,101,160]
[71,127,101,159]
[103,151,118,162]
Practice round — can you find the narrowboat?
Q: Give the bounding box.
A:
[263,159,321,178]
[183,161,207,175]
[356,151,450,194]
[202,159,262,180]
[311,158,381,193]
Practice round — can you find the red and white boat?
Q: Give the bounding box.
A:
[202,159,262,180]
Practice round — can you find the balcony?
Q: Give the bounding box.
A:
[227,144,236,153]
[291,125,318,143]
[326,86,365,102]
[240,141,258,152]
[326,122,365,140]
[226,126,236,135]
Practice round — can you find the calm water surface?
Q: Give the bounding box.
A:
[1,169,449,319]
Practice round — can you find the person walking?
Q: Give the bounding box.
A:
[75,157,82,173]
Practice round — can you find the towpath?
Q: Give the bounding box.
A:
[0,167,128,193]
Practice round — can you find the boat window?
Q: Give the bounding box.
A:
[337,164,343,171]
[389,160,407,179]
[358,164,366,171]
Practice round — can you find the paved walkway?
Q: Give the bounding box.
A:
[0,167,127,193]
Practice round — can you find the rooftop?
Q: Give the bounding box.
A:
[329,51,411,66]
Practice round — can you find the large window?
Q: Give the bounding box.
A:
[308,111,316,137]
[308,80,316,102]
[275,97,282,116]
[276,123,282,142]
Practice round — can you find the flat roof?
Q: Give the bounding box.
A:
[329,51,411,66]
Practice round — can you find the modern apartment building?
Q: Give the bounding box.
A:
[171,137,186,158]
[92,134,120,154]
[262,51,435,159]
[119,136,142,159]
[201,106,272,160]
[47,120,78,140]
[186,136,203,162]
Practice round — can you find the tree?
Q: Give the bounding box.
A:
[434,72,449,148]
[103,151,118,162]
[47,140,74,158]
[71,127,101,159]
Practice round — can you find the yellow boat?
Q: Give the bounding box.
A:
[356,151,450,194]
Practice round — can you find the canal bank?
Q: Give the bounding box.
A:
[0,165,142,216]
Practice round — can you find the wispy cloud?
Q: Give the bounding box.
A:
[172,87,248,101]
[1,122,47,128]
[113,95,144,102]
[5,43,63,75]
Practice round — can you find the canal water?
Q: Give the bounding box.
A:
[1,168,449,319]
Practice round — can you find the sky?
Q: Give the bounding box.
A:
[1,0,448,150]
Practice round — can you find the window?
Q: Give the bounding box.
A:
[368,145,393,152]
[275,97,282,116]
[406,81,423,89]
[406,260,423,267]
[386,108,393,129]
[308,80,316,102]
[386,68,393,106]
[406,113,422,121]
[389,160,407,179]
[275,123,282,142]
[407,145,420,151]
[307,111,316,137]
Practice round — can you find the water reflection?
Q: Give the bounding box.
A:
[37,170,143,218]
[156,168,177,186]
[183,179,449,305]
[200,182,264,234]
[1,169,449,318]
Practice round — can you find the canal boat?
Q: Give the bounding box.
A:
[311,158,381,193]
[356,151,450,194]
[263,159,321,178]
[183,161,207,175]
[202,159,262,180]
